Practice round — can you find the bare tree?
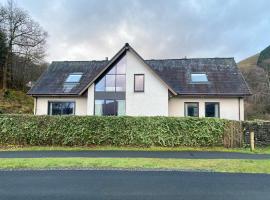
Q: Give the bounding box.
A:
[0,0,47,90]
[0,30,7,84]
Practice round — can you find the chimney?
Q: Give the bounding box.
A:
[105,57,108,61]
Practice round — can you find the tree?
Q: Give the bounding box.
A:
[0,30,7,86]
[0,0,47,89]
[257,45,270,92]
[0,30,7,67]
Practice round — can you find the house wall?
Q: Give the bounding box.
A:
[86,84,95,115]
[125,51,169,116]
[35,96,87,115]
[168,97,244,121]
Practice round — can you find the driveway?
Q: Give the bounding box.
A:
[0,150,269,159]
[0,170,269,200]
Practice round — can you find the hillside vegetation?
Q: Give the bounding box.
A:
[238,47,270,120]
[238,54,259,68]
[0,90,33,114]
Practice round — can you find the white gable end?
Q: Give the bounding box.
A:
[125,51,168,116]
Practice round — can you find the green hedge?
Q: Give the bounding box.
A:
[0,115,241,147]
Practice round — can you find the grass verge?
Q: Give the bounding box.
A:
[0,145,270,154]
[0,158,269,174]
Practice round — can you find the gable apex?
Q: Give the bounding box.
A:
[79,43,177,95]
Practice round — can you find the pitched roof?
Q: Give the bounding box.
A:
[28,44,251,96]
[27,60,108,95]
[145,58,251,96]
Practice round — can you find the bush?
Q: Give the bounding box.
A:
[0,115,242,147]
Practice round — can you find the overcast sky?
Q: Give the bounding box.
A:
[1,0,270,62]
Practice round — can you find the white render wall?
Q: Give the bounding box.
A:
[168,97,244,121]
[35,96,87,115]
[125,51,169,116]
[86,84,95,115]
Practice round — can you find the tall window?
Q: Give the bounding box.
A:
[94,57,126,116]
[48,102,75,115]
[184,102,199,117]
[134,74,144,92]
[205,102,219,118]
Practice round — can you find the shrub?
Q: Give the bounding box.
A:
[0,115,242,147]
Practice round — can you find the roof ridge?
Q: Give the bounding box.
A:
[51,60,108,63]
[145,57,235,61]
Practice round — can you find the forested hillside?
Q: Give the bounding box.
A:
[0,0,47,114]
[0,0,48,92]
[238,47,270,120]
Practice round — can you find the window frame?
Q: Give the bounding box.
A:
[134,74,145,92]
[48,101,76,115]
[184,102,199,117]
[205,102,220,118]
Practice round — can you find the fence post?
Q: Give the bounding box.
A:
[250,131,255,151]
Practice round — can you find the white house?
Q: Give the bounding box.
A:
[28,43,251,120]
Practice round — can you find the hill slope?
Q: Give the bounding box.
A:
[0,90,33,114]
[238,47,270,120]
[238,54,259,69]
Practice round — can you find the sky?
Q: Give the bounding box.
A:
[1,0,270,62]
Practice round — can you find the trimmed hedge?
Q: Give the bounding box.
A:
[0,115,242,147]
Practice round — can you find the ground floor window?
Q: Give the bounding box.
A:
[184,102,199,117]
[95,99,125,116]
[48,102,75,115]
[205,102,219,118]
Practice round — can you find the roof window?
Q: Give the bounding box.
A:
[65,73,83,83]
[63,73,83,92]
[191,73,208,82]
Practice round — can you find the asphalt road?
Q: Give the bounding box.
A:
[0,150,269,159]
[0,170,269,200]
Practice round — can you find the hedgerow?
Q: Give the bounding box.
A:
[0,115,242,147]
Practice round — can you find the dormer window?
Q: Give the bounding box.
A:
[63,72,83,92]
[191,73,208,82]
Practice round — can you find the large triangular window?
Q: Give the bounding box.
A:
[94,56,126,116]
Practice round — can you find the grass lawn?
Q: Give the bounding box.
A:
[0,158,269,174]
[1,145,270,154]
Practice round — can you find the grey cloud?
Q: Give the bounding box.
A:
[4,0,270,61]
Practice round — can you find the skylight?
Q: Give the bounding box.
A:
[191,73,208,82]
[63,73,83,92]
[65,73,83,83]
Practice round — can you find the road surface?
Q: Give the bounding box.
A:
[0,170,269,200]
[0,150,269,159]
